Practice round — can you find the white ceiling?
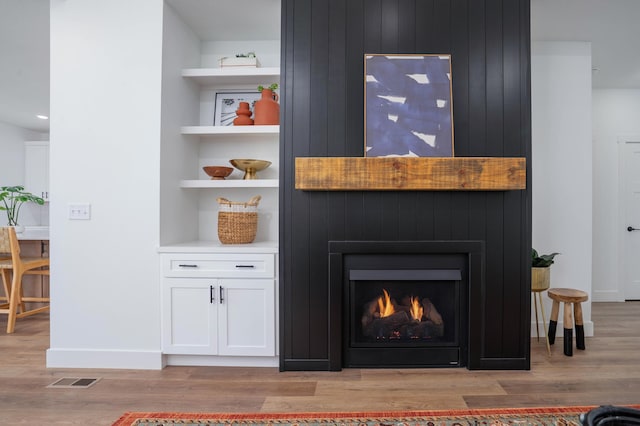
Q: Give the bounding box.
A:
[0,0,49,133]
[1,0,638,134]
[531,0,640,89]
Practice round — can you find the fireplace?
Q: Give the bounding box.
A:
[328,241,484,370]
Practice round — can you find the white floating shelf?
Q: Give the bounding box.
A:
[180,179,279,188]
[181,125,279,135]
[182,67,280,86]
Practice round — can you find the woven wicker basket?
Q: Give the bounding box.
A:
[217,195,261,244]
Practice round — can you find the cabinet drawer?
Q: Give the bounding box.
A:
[162,253,274,278]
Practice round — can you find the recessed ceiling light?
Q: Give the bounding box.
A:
[36,114,49,120]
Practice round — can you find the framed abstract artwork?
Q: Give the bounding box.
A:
[214,91,261,126]
[364,54,454,157]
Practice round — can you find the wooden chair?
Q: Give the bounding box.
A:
[0,226,50,333]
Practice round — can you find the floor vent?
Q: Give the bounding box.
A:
[47,377,100,388]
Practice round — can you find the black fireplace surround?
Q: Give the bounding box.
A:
[328,241,484,370]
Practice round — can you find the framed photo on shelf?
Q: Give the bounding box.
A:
[213,91,261,126]
[364,54,454,157]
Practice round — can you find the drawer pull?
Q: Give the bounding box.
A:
[178,264,198,268]
[235,264,255,268]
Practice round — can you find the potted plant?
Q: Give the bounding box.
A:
[0,185,45,233]
[531,248,560,291]
[254,83,279,125]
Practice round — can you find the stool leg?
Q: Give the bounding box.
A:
[563,302,573,356]
[538,292,551,356]
[533,293,540,341]
[574,302,586,350]
[548,300,560,345]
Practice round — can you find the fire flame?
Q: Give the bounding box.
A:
[377,289,395,318]
[409,296,423,321]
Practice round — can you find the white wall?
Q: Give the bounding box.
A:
[47,0,164,369]
[0,121,48,226]
[159,2,200,246]
[592,90,640,301]
[531,42,593,334]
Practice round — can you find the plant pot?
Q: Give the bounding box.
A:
[253,89,279,125]
[233,101,254,125]
[531,267,550,291]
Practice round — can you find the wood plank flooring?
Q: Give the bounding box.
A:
[0,302,639,425]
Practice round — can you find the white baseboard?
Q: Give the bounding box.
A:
[164,354,278,367]
[592,289,625,302]
[46,348,164,370]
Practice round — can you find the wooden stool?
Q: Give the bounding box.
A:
[547,288,588,356]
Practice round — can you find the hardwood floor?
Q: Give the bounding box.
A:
[1,302,639,425]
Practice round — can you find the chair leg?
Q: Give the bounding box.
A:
[7,269,24,334]
[7,269,24,333]
[563,302,573,356]
[574,302,586,350]
[0,270,11,308]
[548,300,560,345]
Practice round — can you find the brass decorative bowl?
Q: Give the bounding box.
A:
[203,166,234,180]
[229,159,272,180]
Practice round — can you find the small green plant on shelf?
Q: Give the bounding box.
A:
[0,185,45,227]
[531,248,560,267]
[258,83,278,92]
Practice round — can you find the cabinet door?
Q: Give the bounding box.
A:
[162,278,218,355]
[217,279,275,356]
[24,141,49,201]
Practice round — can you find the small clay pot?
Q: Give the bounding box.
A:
[233,101,254,125]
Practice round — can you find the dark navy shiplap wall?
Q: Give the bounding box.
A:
[279,0,532,370]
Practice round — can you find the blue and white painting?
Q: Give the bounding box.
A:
[365,54,454,157]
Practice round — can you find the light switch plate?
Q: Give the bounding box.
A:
[68,203,91,220]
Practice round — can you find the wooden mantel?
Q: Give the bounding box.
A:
[295,157,526,191]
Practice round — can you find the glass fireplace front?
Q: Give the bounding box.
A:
[342,254,468,368]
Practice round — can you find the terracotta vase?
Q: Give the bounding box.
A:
[253,89,280,125]
[233,101,254,125]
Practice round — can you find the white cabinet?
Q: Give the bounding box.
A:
[161,252,276,357]
[162,279,219,354]
[218,278,275,356]
[24,141,49,201]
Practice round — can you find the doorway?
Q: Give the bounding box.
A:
[619,139,640,300]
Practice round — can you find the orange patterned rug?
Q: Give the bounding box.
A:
[112,406,610,425]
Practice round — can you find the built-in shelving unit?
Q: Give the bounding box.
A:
[159,1,281,367]
[180,179,279,188]
[181,125,279,135]
[180,66,281,194]
[181,67,280,86]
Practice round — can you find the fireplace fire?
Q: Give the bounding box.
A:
[361,288,444,340]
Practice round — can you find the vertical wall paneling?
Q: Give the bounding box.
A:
[281,0,531,370]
